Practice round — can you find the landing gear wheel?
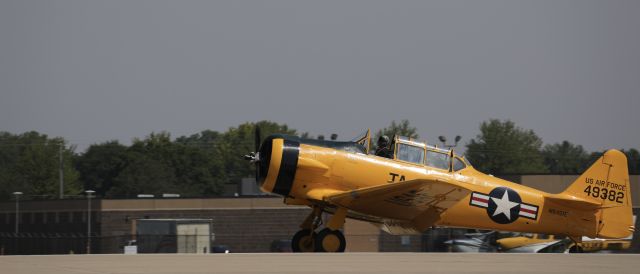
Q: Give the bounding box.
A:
[568,245,584,253]
[314,228,346,252]
[291,229,315,252]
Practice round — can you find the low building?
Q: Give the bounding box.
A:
[0,197,312,254]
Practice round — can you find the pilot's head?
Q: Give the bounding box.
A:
[377,135,390,148]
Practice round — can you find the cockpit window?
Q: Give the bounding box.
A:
[453,157,467,171]
[350,129,371,154]
[426,150,449,170]
[397,144,425,165]
[462,157,472,166]
[350,130,369,142]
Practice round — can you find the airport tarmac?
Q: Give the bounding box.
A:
[1,253,638,274]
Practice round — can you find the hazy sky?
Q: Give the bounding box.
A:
[1,0,639,153]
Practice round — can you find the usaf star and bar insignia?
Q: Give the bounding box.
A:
[469,187,539,224]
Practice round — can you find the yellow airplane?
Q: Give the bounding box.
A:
[244,129,635,252]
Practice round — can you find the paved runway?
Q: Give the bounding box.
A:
[1,253,639,274]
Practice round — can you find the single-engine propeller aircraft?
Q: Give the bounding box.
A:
[243,129,634,252]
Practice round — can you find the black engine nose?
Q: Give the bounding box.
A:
[256,137,272,187]
[271,139,300,196]
[256,135,300,197]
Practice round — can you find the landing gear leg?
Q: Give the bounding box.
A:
[291,207,322,252]
[314,207,347,252]
[568,236,584,253]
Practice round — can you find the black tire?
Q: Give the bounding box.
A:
[291,229,315,252]
[568,245,584,253]
[314,228,346,252]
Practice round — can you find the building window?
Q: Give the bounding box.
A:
[59,212,69,223]
[47,212,56,224]
[453,157,466,171]
[74,212,83,223]
[400,235,411,246]
[35,213,43,224]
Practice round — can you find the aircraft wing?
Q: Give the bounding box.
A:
[324,179,470,224]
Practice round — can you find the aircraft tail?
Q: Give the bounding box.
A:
[560,149,634,238]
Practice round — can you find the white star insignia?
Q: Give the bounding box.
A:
[491,190,519,220]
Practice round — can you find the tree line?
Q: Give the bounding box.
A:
[0,119,637,200]
[465,119,639,175]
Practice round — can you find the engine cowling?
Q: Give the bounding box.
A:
[257,135,300,197]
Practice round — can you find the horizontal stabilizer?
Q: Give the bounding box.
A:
[544,194,601,210]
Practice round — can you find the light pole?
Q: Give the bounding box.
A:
[59,143,64,199]
[85,190,95,254]
[438,135,462,149]
[12,192,22,234]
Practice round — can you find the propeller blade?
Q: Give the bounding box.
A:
[255,126,261,153]
[254,126,261,182]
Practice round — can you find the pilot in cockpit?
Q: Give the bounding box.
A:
[375,135,393,159]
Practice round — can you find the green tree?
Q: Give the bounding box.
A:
[175,129,227,195]
[542,141,590,174]
[175,130,222,146]
[109,151,177,198]
[109,132,180,197]
[621,148,640,175]
[170,141,225,196]
[105,131,226,198]
[466,119,548,175]
[0,131,80,200]
[75,141,128,197]
[98,122,298,198]
[374,120,419,141]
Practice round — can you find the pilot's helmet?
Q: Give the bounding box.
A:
[377,135,390,147]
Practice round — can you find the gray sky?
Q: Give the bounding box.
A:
[1,0,639,153]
